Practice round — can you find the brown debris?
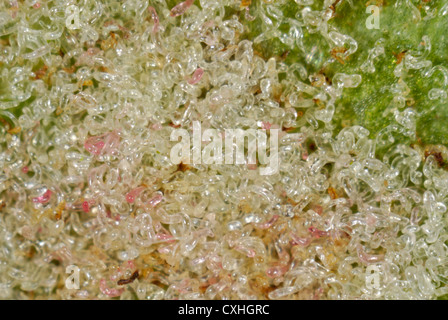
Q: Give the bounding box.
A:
[424,150,445,168]
[366,0,385,7]
[7,126,21,134]
[393,50,407,65]
[82,80,93,87]
[55,106,63,116]
[33,65,48,80]
[280,50,290,61]
[0,115,21,134]
[282,126,296,133]
[240,0,251,8]
[328,187,339,200]
[26,247,37,259]
[329,0,342,14]
[168,122,181,128]
[117,270,139,285]
[176,162,191,172]
[62,66,76,74]
[101,32,118,51]
[308,142,317,152]
[54,201,66,220]
[249,272,276,298]
[310,74,326,88]
[239,200,252,214]
[331,47,348,65]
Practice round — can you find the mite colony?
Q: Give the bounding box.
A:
[0,0,447,300]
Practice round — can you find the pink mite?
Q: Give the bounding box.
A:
[255,214,279,230]
[99,279,124,297]
[125,194,135,203]
[170,0,194,17]
[247,163,257,170]
[261,121,272,130]
[151,123,162,130]
[32,189,52,204]
[148,6,159,33]
[82,201,89,213]
[125,186,145,204]
[308,226,328,238]
[84,140,105,156]
[188,68,204,85]
[266,264,288,278]
[148,193,163,207]
[84,131,120,156]
[21,166,29,174]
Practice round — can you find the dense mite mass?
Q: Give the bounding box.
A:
[0,0,447,300]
